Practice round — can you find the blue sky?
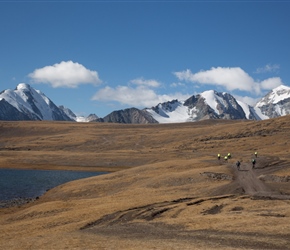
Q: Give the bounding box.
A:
[0,1,289,118]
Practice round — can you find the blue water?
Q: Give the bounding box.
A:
[0,168,107,201]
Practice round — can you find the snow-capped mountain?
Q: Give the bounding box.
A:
[254,85,290,119]
[0,83,73,121]
[1,83,289,123]
[59,106,98,122]
[146,90,260,123]
[78,114,99,122]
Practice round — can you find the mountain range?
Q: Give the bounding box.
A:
[0,83,290,123]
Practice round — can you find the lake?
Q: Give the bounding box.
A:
[0,168,107,202]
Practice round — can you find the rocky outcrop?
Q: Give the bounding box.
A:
[96,107,158,124]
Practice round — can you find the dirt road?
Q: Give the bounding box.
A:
[232,156,290,199]
[79,156,290,249]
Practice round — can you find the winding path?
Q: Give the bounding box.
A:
[232,156,290,199]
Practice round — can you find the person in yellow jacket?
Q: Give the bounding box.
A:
[217,154,221,160]
[224,156,228,161]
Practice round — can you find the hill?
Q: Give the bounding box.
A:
[0,116,290,249]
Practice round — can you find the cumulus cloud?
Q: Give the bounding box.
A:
[170,82,186,88]
[174,67,256,92]
[91,85,189,108]
[29,61,102,88]
[130,77,161,88]
[260,77,283,90]
[254,64,280,74]
[174,66,284,94]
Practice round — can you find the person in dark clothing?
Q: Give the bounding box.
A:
[252,158,256,169]
[236,161,241,170]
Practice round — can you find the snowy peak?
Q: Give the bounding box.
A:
[149,100,186,119]
[256,85,290,107]
[190,91,247,120]
[200,90,238,115]
[16,83,30,91]
[147,86,290,124]
[59,105,77,120]
[200,90,220,114]
[59,106,99,122]
[0,84,73,121]
[146,100,189,123]
[1,83,98,122]
[254,85,290,119]
[1,83,289,123]
[146,90,249,123]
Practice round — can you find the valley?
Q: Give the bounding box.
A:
[0,116,290,249]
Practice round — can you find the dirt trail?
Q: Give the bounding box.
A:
[80,156,290,249]
[232,156,290,199]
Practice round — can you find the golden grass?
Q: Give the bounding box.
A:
[0,117,290,249]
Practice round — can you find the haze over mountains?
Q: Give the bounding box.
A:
[0,83,289,123]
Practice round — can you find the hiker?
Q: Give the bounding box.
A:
[252,158,256,169]
[227,153,231,159]
[217,154,221,160]
[224,156,228,161]
[255,151,258,158]
[236,161,241,170]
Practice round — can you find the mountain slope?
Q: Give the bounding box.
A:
[254,85,290,119]
[0,83,73,121]
[1,84,289,123]
[146,90,257,123]
[146,86,290,124]
[59,106,98,122]
[0,98,33,121]
[95,107,158,124]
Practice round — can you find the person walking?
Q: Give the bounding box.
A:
[236,161,241,170]
[227,153,231,159]
[252,158,256,169]
[255,151,258,158]
[218,154,221,160]
[224,156,228,161]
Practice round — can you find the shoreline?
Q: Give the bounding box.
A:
[0,197,37,209]
[0,168,110,209]
[0,164,126,172]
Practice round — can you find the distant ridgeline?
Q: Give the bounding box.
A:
[1,83,290,123]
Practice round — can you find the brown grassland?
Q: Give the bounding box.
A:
[0,116,290,249]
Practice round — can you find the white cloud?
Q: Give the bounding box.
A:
[170,82,186,88]
[29,61,102,88]
[91,85,189,108]
[130,77,161,88]
[174,66,284,94]
[260,77,283,90]
[174,67,256,92]
[254,64,280,74]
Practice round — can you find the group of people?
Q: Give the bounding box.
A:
[217,151,258,171]
[217,153,231,161]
